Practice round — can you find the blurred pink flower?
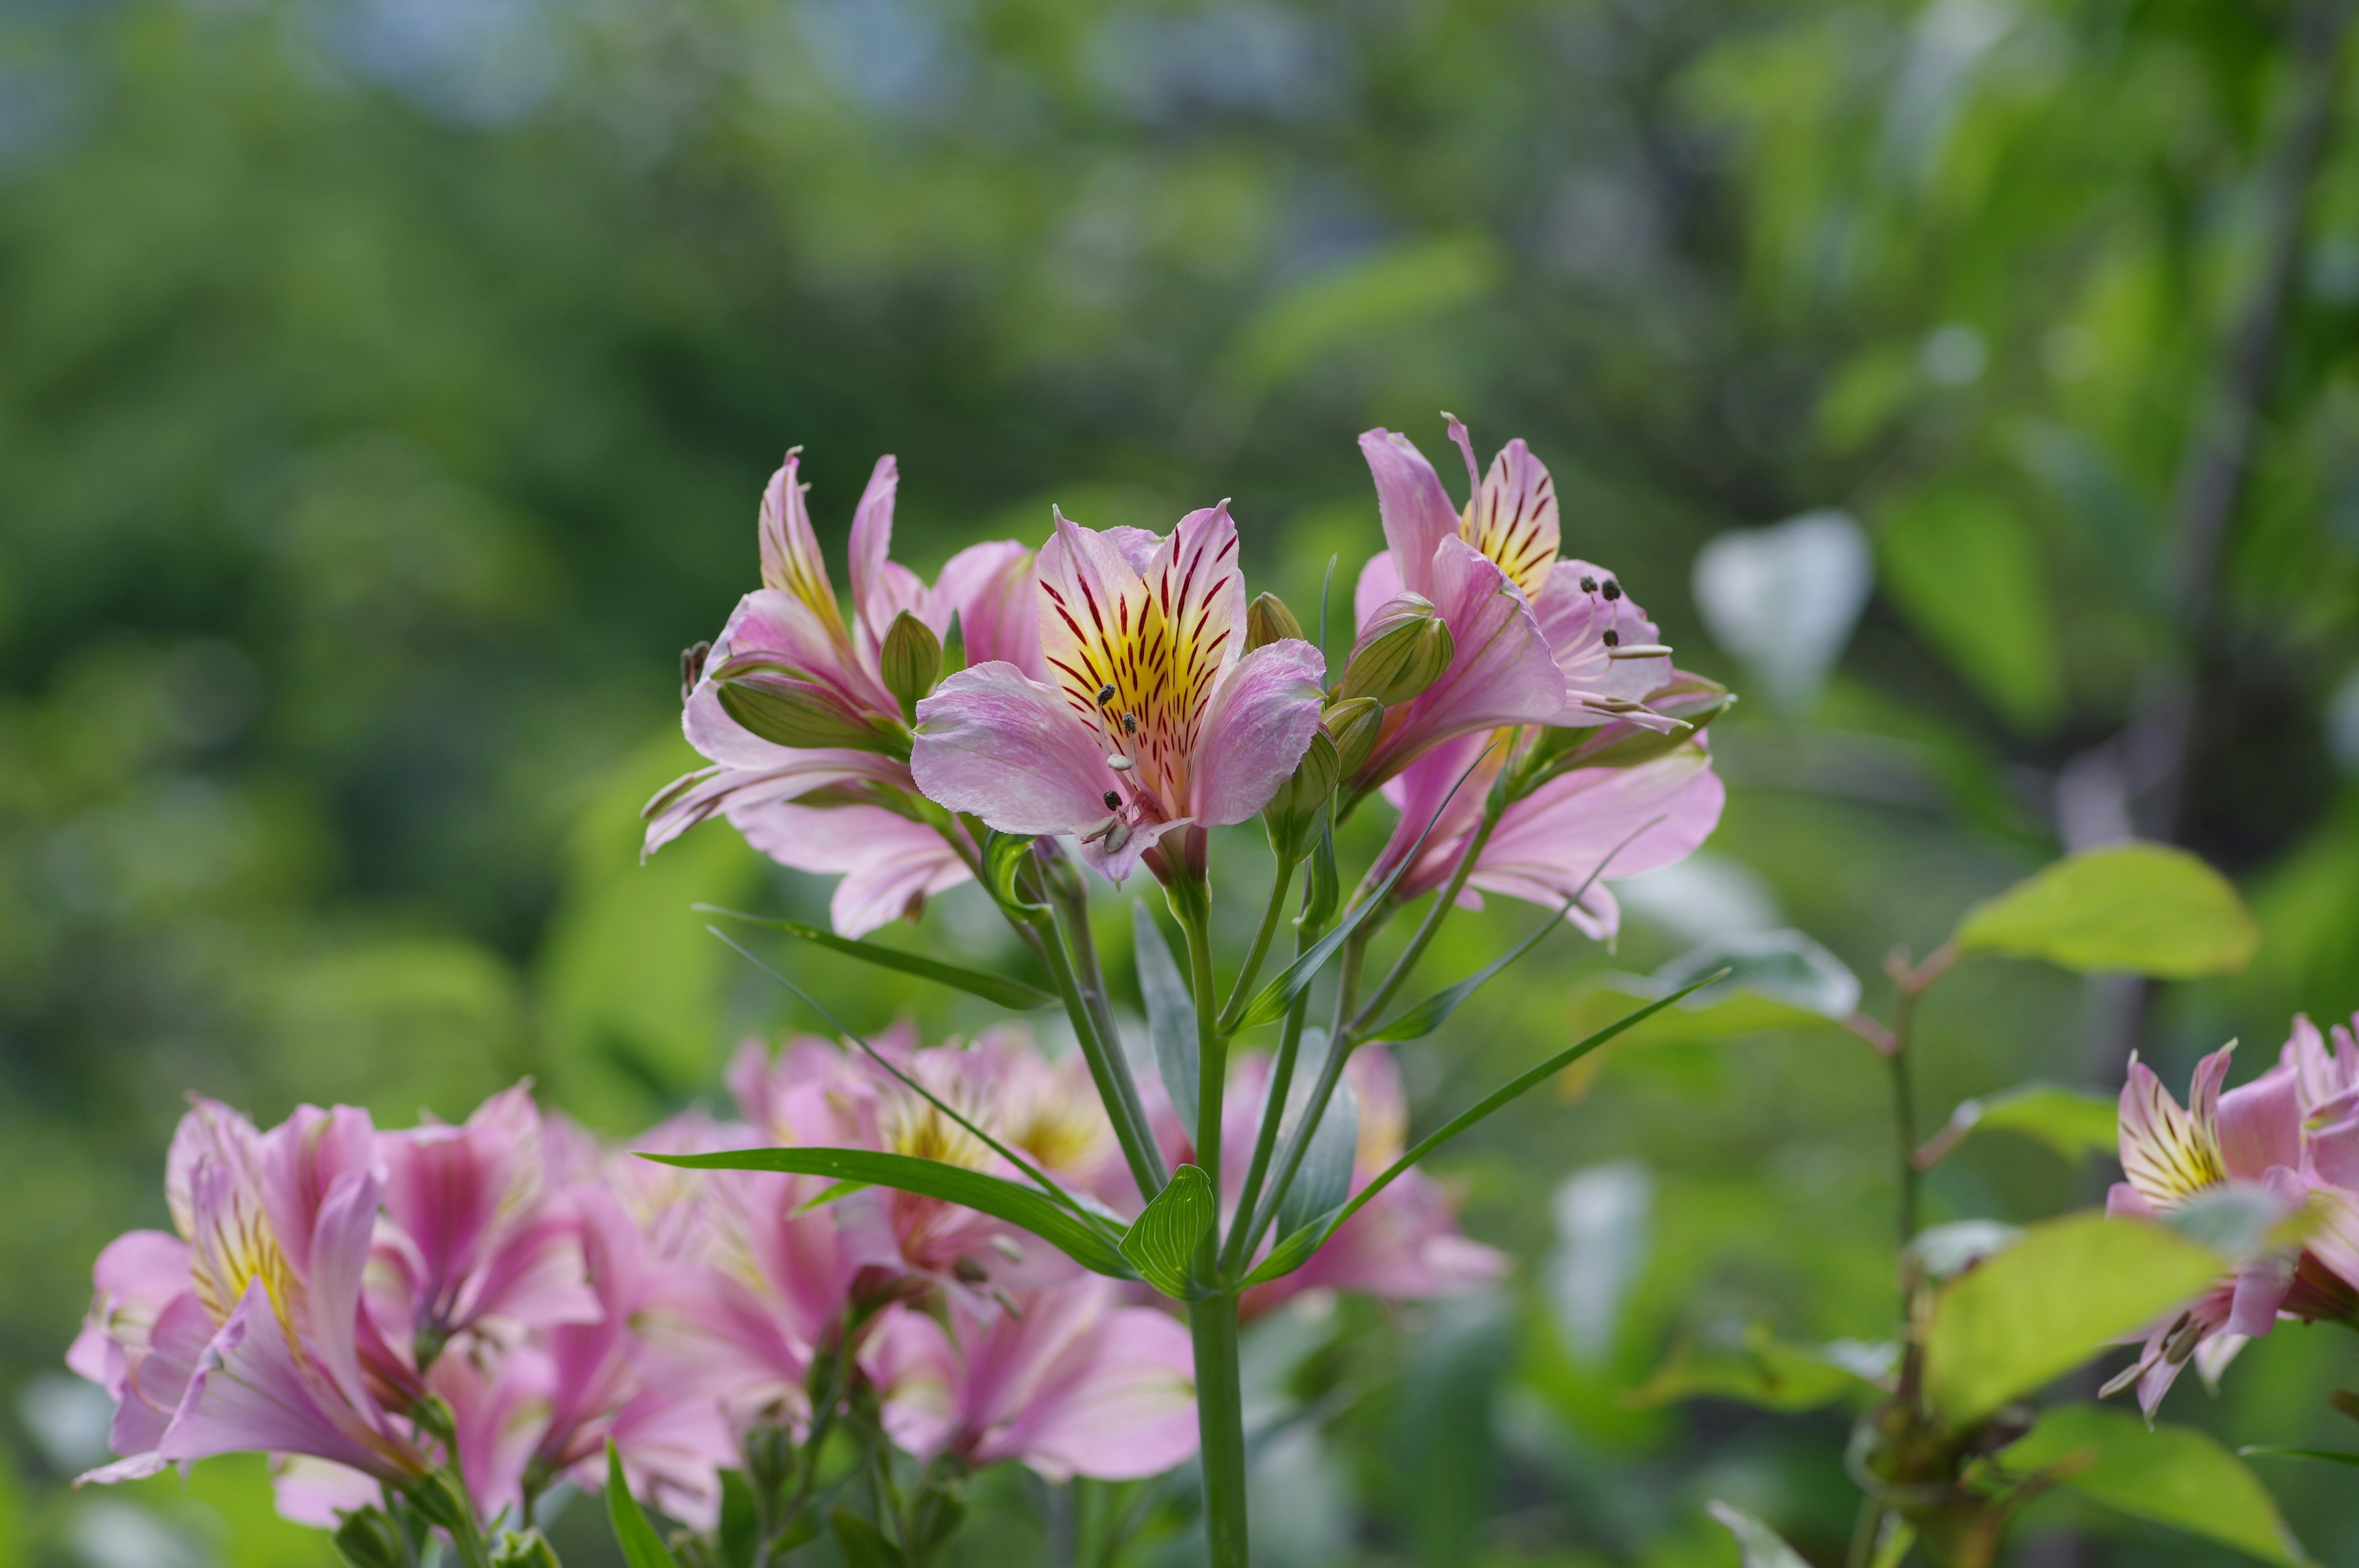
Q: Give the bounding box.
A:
[71,1097,434,1492]
[644,448,1046,935]
[910,503,1326,883]
[864,1279,1197,1481]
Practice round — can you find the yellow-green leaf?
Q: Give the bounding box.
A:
[2004,1405,2310,1566]
[1952,843,2258,978]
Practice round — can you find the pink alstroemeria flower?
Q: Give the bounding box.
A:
[370,1084,599,1367]
[1367,728,1724,938]
[863,1279,1197,1481]
[910,503,1327,883]
[730,1027,1120,1309]
[71,1098,434,1493]
[646,448,1046,935]
[2102,1041,2359,1414]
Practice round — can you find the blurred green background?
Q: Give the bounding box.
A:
[9,0,2359,1562]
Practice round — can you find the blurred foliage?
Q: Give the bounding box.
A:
[9,0,2359,1562]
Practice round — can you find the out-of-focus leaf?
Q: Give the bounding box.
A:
[1229,234,1500,391]
[1706,1501,1812,1568]
[607,1442,682,1568]
[648,1147,1134,1281]
[1904,1220,2024,1281]
[1633,1320,1892,1411]
[1876,486,2062,730]
[2162,1184,2312,1264]
[1367,885,1590,1042]
[1917,1082,2116,1169]
[1133,900,1198,1146]
[1239,1220,1328,1287]
[1117,1163,1216,1298]
[1952,843,2259,978]
[1567,929,1861,1048]
[1869,1517,1917,1568]
[829,1508,905,1568]
[2242,1446,2359,1469]
[2004,1405,2311,1566]
[698,907,1052,1010]
[1923,1212,2226,1424]
[1274,1031,1356,1242]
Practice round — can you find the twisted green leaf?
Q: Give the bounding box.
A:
[1117,1163,1217,1298]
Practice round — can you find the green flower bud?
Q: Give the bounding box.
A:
[714,656,907,756]
[1262,728,1339,857]
[1245,592,1304,652]
[879,609,943,722]
[490,1529,564,1568]
[1323,696,1385,778]
[331,1508,409,1568]
[1339,595,1453,706]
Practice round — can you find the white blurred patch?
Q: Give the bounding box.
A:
[71,1500,215,1568]
[1613,853,1783,945]
[1692,511,1873,714]
[18,1371,115,1472]
[2325,665,2359,774]
[1921,322,1987,386]
[1546,1162,1653,1365]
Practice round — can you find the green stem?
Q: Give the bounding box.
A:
[1173,886,1225,1209]
[1221,916,1321,1275]
[1888,985,1922,1260]
[1186,1293,1250,1568]
[1242,930,1366,1258]
[1215,854,1298,1036]
[1348,803,1501,1037]
[1028,905,1168,1198]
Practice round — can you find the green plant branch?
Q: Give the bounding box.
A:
[1221,909,1323,1276]
[1238,929,1367,1262]
[1216,852,1299,1036]
[1023,905,1170,1199]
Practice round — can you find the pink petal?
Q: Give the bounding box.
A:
[270,1456,387,1529]
[686,590,892,760]
[2310,1106,2359,1189]
[757,452,851,644]
[845,454,902,641]
[1356,429,1460,601]
[641,752,907,859]
[996,1305,1199,1481]
[71,1231,194,1392]
[2216,1064,2302,1182]
[109,1292,213,1459]
[1463,436,1560,599]
[157,1279,412,1480]
[934,541,1046,681]
[1187,641,1328,825]
[1530,561,1678,728]
[1353,550,1405,632]
[726,802,970,937]
[2117,1059,2224,1206]
[1460,746,1726,931]
[911,662,1126,836]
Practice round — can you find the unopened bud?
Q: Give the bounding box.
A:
[879,610,942,721]
[1323,696,1385,777]
[714,655,903,754]
[1262,729,1339,856]
[332,1508,409,1568]
[490,1529,564,1568]
[1245,592,1304,652]
[1339,595,1453,706]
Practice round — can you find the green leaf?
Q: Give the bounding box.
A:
[1918,1081,2117,1169]
[1632,1321,1892,1412]
[981,830,1047,914]
[648,1147,1135,1281]
[1653,930,1860,1018]
[1238,1219,1329,1287]
[1274,1031,1356,1241]
[1228,233,1500,391]
[606,1441,681,1568]
[1922,1212,2227,1424]
[1118,1163,1216,1298]
[1705,1501,1811,1568]
[1303,809,1340,929]
[697,906,1052,1010]
[1876,485,2063,730]
[717,1470,759,1568]
[1133,900,1199,1147]
[1366,889,1587,1042]
[2005,1405,2311,1566]
[829,1508,906,1568]
[2242,1446,2359,1469]
[1952,843,2259,978]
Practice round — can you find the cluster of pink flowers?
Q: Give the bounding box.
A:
[68,1021,1498,1531]
[2105,1015,2359,1412]
[646,416,1723,926]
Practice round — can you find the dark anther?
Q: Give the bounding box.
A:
[1095,684,1117,707]
[679,641,712,701]
[1602,579,1622,601]
[1602,628,1620,647]
[1103,790,1121,809]
[951,1257,991,1284]
[1578,574,1598,593]
[1122,712,1138,733]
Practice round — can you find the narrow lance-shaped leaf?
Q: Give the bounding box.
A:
[1706,1502,1811,1568]
[1952,842,2259,978]
[1235,741,1500,1031]
[703,926,1105,1227]
[1118,1163,1217,1298]
[2004,1405,2312,1567]
[606,1441,683,1568]
[1133,900,1199,1147]
[1916,1082,2118,1170]
[1274,1030,1356,1241]
[648,1147,1137,1281]
[698,905,1052,1010]
[1240,975,1724,1287]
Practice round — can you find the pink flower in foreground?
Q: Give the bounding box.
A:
[70,1098,433,1491]
[910,503,1326,883]
[1367,728,1724,939]
[2102,1038,2359,1414]
[864,1279,1197,1481]
[645,448,1045,935]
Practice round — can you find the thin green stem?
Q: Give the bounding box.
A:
[1174,889,1224,1210]
[1027,906,1168,1198]
[1348,803,1503,1037]
[1221,915,1321,1276]
[1888,985,1922,1259]
[1242,930,1366,1258]
[1216,854,1297,1036]
[1186,1294,1250,1568]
